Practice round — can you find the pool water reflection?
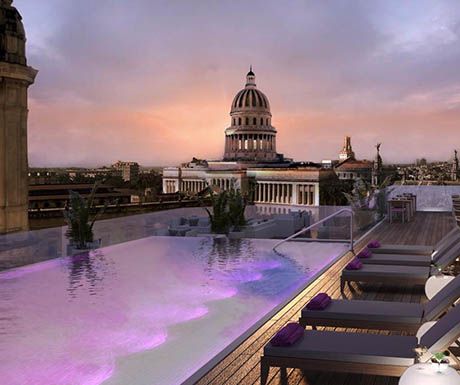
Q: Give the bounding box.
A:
[0,236,347,385]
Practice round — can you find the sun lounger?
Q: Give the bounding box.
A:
[361,229,460,266]
[341,242,460,292]
[300,274,460,332]
[361,241,457,267]
[261,303,460,383]
[370,227,460,255]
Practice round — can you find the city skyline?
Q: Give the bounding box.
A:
[17,0,460,167]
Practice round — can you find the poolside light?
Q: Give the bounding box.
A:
[399,363,460,385]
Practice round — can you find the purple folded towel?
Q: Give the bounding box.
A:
[270,323,304,347]
[367,240,381,248]
[346,258,363,270]
[357,248,372,259]
[306,293,332,310]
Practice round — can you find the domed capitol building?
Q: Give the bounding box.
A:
[162,68,338,206]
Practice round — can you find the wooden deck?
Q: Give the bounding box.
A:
[194,212,456,385]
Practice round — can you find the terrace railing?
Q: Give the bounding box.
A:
[272,207,354,253]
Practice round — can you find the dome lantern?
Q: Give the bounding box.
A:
[246,65,256,87]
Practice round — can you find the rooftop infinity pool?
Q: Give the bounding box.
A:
[0,236,348,385]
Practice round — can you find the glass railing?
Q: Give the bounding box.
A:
[0,203,386,272]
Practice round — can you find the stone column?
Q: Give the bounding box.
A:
[0,1,38,233]
[314,184,319,206]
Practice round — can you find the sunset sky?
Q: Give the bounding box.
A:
[16,0,460,167]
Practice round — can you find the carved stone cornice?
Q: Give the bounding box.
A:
[0,62,38,84]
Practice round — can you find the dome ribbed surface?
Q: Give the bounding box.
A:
[231,88,270,111]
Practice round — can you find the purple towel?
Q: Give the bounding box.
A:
[346,258,363,270]
[367,240,381,248]
[306,293,332,310]
[270,323,304,347]
[357,248,372,259]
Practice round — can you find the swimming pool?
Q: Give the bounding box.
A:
[0,236,348,385]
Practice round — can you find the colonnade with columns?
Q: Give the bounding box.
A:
[210,178,237,190]
[180,180,207,193]
[225,133,275,153]
[163,179,178,193]
[254,182,318,206]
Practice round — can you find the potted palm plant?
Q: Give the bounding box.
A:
[64,183,107,255]
[204,187,247,236]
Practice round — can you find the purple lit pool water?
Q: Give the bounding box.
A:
[0,236,347,385]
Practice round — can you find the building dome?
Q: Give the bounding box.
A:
[231,69,271,113]
[224,68,279,162]
[0,0,27,66]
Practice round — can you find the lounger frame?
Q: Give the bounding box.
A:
[260,355,407,385]
[298,316,421,333]
[261,334,460,385]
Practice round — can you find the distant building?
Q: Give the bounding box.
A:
[335,158,373,182]
[112,161,140,182]
[29,169,60,185]
[28,184,131,210]
[334,136,373,182]
[0,1,38,233]
[163,68,336,206]
[338,136,355,161]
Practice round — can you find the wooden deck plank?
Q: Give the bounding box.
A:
[194,212,456,385]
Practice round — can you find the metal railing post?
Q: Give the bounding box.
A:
[350,209,354,254]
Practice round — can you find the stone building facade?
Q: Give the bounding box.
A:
[0,0,37,233]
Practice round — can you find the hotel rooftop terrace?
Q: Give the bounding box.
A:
[1,185,460,385]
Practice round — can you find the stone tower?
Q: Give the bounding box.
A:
[224,68,279,162]
[0,0,37,233]
[452,150,459,182]
[338,136,355,161]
